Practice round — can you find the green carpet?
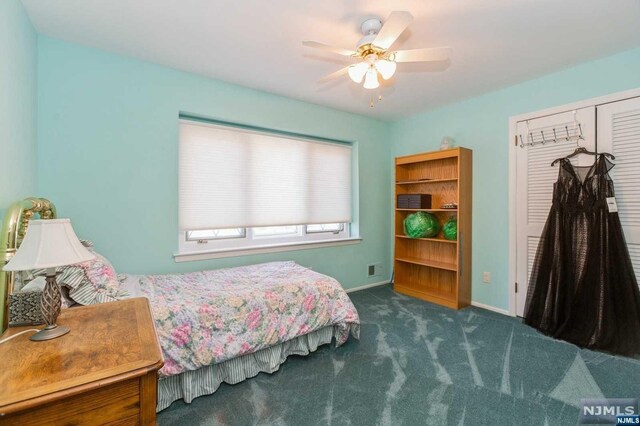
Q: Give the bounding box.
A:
[157,284,640,425]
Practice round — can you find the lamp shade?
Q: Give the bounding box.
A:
[3,219,95,271]
[348,62,369,83]
[374,59,397,80]
[363,67,379,89]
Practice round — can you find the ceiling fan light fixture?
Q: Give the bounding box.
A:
[363,67,379,89]
[375,58,397,80]
[348,62,369,83]
[304,11,453,101]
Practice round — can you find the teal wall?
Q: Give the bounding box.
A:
[33,31,640,308]
[390,48,640,311]
[36,37,392,289]
[0,0,37,212]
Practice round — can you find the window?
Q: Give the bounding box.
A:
[177,119,356,258]
[305,223,345,234]
[182,223,348,251]
[253,225,299,238]
[185,228,245,241]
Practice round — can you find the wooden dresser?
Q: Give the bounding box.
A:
[0,298,163,425]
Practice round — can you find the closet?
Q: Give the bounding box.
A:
[514,96,640,316]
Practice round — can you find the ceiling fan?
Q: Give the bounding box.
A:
[303,11,451,90]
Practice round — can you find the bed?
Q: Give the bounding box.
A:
[0,198,360,412]
[121,261,360,410]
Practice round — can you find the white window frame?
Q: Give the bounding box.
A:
[176,223,359,262]
[179,222,349,251]
[186,223,347,244]
[185,228,246,241]
[305,223,345,234]
[253,225,301,238]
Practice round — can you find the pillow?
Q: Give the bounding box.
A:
[32,241,128,306]
[20,276,76,308]
[65,248,129,305]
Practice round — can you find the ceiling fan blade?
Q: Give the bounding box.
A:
[318,66,350,83]
[302,41,356,57]
[392,47,452,63]
[373,11,413,50]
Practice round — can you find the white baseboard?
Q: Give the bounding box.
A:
[345,282,512,317]
[345,280,390,293]
[471,301,511,316]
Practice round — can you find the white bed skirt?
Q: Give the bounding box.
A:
[157,325,351,411]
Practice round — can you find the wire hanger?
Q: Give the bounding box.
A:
[550,112,615,166]
[550,138,615,166]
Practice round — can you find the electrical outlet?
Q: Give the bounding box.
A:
[367,263,383,277]
[483,272,491,283]
[368,265,375,276]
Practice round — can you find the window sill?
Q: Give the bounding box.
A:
[174,237,362,262]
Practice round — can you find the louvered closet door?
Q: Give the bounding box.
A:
[597,98,640,287]
[515,107,596,316]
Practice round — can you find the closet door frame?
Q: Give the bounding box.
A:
[508,87,640,317]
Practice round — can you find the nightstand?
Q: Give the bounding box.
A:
[0,298,163,425]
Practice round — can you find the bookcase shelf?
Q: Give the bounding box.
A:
[395,256,458,271]
[395,235,457,244]
[395,178,458,185]
[393,147,472,310]
[395,208,458,212]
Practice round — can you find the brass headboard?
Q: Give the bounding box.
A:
[0,198,56,334]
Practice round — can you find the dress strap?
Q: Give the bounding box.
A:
[595,153,615,175]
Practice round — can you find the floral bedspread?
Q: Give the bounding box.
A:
[137,261,360,377]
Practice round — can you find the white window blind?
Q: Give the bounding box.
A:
[179,120,352,231]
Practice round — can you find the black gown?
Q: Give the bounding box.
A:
[524,154,640,357]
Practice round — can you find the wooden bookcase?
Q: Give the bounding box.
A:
[393,147,472,309]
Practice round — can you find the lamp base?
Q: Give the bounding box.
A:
[30,273,69,341]
[30,324,70,341]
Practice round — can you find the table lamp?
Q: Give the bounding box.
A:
[3,219,95,341]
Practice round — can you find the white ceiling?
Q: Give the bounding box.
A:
[22,0,640,120]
